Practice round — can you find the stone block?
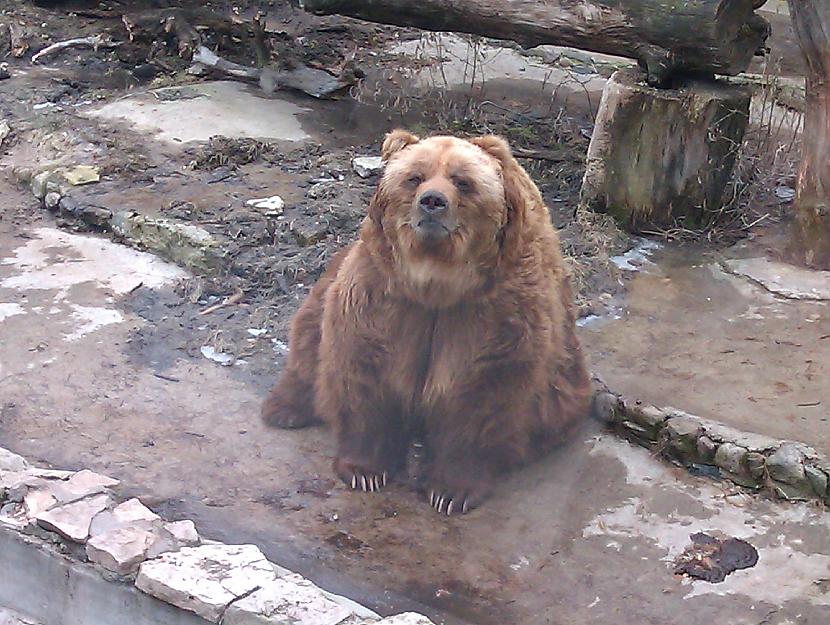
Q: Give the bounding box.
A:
[352,156,384,178]
[48,470,119,503]
[591,391,620,425]
[713,443,747,477]
[87,526,157,575]
[805,466,829,499]
[0,448,29,472]
[766,443,807,486]
[36,493,112,542]
[135,544,278,622]
[744,452,767,480]
[696,436,717,462]
[146,520,201,558]
[23,488,57,518]
[224,573,357,625]
[662,416,704,463]
[634,405,669,431]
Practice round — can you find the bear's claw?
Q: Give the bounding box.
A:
[343,467,388,492]
[429,490,473,515]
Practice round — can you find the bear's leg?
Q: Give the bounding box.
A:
[315,301,407,492]
[421,363,542,514]
[261,367,321,429]
[331,407,408,492]
[260,299,325,429]
[422,413,532,515]
[261,250,349,429]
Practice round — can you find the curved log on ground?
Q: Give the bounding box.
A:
[301,0,770,84]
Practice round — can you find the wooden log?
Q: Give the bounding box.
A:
[785,0,830,269]
[301,0,770,84]
[579,68,750,230]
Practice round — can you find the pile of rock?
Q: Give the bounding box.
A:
[0,447,435,625]
[592,390,830,503]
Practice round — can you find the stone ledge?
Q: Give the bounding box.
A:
[592,382,830,504]
[0,448,435,625]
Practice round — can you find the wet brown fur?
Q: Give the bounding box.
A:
[261,130,591,512]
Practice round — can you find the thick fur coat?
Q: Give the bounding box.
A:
[262,131,591,514]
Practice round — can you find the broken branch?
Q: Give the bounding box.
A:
[199,289,245,316]
[31,35,121,64]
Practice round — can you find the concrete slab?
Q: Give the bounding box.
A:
[0,226,186,353]
[723,257,830,301]
[86,82,310,144]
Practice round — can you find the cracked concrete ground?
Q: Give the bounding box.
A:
[582,233,830,459]
[1,214,829,624]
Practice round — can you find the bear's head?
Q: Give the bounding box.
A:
[365,130,537,303]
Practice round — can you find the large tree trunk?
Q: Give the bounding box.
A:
[301,0,770,85]
[580,69,750,230]
[786,0,830,269]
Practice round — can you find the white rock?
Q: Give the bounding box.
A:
[135,544,278,622]
[112,498,160,524]
[89,498,158,537]
[246,195,285,215]
[26,468,74,480]
[164,519,199,545]
[49,469,119,503]
[87,526,157,575]
[1,472,46,503]
[352,156,384,178]
[200,345,234,366]
[374,614,435,625]
[23,488,57,517]
[146,520,201,558]
[36,493,111,542]
[224,573,356,625]
[0,448,29,472]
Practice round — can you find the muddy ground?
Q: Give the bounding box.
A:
[2,2,828,625]
[2,0,633,379]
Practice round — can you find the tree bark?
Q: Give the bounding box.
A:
[580,68,750,230]
[786,0,830,269]
[301,0,769,85]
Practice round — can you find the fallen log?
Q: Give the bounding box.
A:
[301,0,770,84]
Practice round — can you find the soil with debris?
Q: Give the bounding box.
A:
[0,0,628,379]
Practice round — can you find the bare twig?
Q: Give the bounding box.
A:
[8,22,29,58]
[512,147,583,163]
[192,45,260,80]
[32,35,121,64]
[199,289,245,316]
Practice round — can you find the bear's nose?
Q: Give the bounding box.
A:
[418,190,449,215]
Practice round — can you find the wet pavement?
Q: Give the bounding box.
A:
[582,236,830,458]
[1,219,829,625]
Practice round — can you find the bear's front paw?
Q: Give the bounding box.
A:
[422,470,493,515]
[334,458,390,493]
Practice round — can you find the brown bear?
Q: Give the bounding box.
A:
[261,130,591,514]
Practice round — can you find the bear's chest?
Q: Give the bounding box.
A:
[386,303,486,407]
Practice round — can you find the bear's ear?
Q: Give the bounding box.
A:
[381,129,420,161]
[470,135,540,262]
